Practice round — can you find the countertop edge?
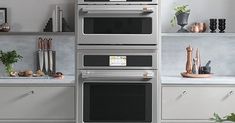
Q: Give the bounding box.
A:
[161,76,235,85]
[0,75,75,86]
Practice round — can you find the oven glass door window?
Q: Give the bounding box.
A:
[83,83,152,122]
[84,18,152,34]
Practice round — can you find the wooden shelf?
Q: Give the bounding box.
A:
[161,33,235,37]
[0,32,75,36]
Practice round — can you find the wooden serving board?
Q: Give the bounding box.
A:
[181,72,212,78]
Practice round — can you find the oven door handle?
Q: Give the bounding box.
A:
[81,70,154,81]
[81,7,154,14]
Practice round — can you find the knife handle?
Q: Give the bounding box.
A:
[41,39,44,50]
[38,37,43,50]
[43,38,48,50]
[48,38,52,50]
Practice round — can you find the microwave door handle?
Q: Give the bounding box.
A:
[81,8,154,14]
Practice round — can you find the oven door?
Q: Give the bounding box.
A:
[77,5,158,45]
[81,70,154,122]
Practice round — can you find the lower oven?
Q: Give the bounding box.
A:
[81,70,155,122]
[77,46,158,123]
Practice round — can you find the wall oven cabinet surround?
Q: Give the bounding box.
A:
[77,5,158,45]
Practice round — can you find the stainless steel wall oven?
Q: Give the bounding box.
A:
[77,46,158,123]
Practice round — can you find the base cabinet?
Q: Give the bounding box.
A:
[0,87,74,120]
[162,86,235,121]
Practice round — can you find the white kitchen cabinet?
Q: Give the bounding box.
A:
[0,87,74,120]
[162,86,235,120]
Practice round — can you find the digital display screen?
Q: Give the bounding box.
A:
[110,0,126,2]
[109,56,127,66]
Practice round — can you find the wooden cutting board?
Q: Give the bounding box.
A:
[181,72,212,78]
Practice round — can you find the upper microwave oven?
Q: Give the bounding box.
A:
[77,5,158,45]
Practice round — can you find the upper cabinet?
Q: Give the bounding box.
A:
[161,0,235,33]
[0,0,75,32]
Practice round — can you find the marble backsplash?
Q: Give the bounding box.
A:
[0,35,75,76]
[162,36,235,76]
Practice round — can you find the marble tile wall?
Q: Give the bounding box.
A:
[162,36,235,76]
[0,36,75,76]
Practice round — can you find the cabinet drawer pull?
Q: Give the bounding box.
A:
[228,91,234,95]
[176,90,187,100]
[26,90,34,95]
[182,90,187,95]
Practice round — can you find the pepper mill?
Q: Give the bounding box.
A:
[186,45,193,74]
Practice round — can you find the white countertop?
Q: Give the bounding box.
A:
[161,75,235,85]
[0,75,75,86]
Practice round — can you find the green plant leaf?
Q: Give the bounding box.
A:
[0,50,23,74]
[211,113,235,122]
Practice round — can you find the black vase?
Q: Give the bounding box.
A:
[218,19,226,33]
[176,13,190,33]
[209,19,217,33]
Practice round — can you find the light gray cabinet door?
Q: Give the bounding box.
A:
[162,86,235,120]
[0,87,74,120]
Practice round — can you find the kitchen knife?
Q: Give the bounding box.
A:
[48,38,54,75]
[43,38,49,75]
[38,37,44,71]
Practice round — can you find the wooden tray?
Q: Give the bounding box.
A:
[181,72,212,78]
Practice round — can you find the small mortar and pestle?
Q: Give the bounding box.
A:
[199,60,211,74]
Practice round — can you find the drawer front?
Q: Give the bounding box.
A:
[162,87,235,120]
[0,87,74,120]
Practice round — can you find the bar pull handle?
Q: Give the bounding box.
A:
[81,70,154,81]
[81,7,154,14]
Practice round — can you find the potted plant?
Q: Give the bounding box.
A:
[0,50,23,76]
[170,5,191,32]
[210,113,235,122]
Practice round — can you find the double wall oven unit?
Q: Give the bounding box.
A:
[77,0,158,122]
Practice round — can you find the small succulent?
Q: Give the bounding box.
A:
[170,5,191,27]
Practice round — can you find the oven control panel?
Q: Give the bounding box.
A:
[84,55,152,67]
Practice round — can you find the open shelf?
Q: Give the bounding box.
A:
[161,33,235,37]
[0,32,75,36]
